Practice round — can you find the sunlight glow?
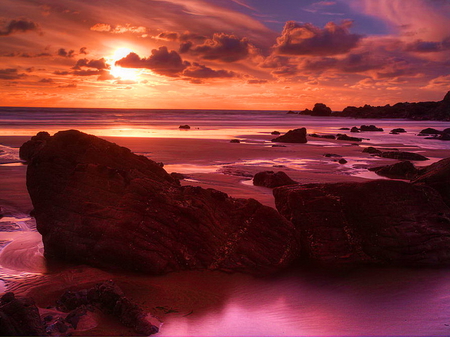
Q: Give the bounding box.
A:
[108,47,140,81]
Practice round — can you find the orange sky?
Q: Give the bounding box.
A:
[0,0,449,110]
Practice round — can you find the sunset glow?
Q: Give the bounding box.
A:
[0,0,449,110]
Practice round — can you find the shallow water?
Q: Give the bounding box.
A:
[2,108,450,336]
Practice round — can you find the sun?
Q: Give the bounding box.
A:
[108,47,140,81]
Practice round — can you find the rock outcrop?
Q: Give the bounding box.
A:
[20,130,299,275]
[272,128,307,143]
[334,91,450,120]
[413,157,450,207]
[274,180,450,267]
[253,171,297,188]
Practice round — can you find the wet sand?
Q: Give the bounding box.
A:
[2,133,450,335]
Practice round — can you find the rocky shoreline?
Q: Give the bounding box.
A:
[296,91,450,120]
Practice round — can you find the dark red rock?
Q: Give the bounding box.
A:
[230,139,240,143]
[272,128,307,143]
[336,134,362,142]
[311,103,332,116]
[380,151,428,161]
[369,161,420,180]
[390,128,406,134]
[338,158,347,164]
[362,147,382,155]
[21,130,298,275]
[253,171,297,188]
[271,131,280,135]
[179,125,190,129]
[360,125,384,132]
[419,128,442,135]
[413,157,450,207]
[274,180,450,267]
[350,127,360,133]
[0,292,45,336]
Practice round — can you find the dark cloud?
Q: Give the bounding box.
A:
[58,83,77,88]
[72,69,103,76]
[58,48,75,58]
[39,78,53,83]
[179,41,193,54]
[0,51,52,58]
[0,19,40,36]
[247,79,268,84]
[54,70,70,75]
[115,47,190,77]
[405,37,450,52]
[183,62,236,79]
[73,58,109,70]
[274,20,362,56]
[79,47,88,54]
[302,57,338,71]
[188,33,252,62]
[179,32,207,43]
[0,68,26,80]
[156,31,179,41]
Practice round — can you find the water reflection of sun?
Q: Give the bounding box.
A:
[108,47,140,81]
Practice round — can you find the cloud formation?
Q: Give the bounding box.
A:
[73,58,109,70]
[274,20,363,56]
[187,33,253,62]
[183,62,236,79]
[0,19,40,36]
[0,68,27,79]
[115,47,190,76]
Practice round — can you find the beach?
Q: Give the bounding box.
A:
[2,110,450,335]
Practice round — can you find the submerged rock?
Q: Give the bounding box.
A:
[20,130,298,275]
[253,171,297,188]
[272,128,307,143]
[380,151,428,161]
[360,125,384,132]
[336,134,363,142]
[179,125,190,129]
[274,180,450,267]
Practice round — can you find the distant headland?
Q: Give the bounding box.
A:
[293,91,450,120]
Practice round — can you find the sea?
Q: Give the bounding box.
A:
[2,107,450,336]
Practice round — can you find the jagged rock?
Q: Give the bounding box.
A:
[272,128,307,143]
[380,151,428,161]
[253,171,297,188]
[413,157,450,207]
[0,292,45,336]
[369,161,420,180]
[20,130,298,275]
[274,180,450,267]
[360,125,384,132]
[336,134,362,142]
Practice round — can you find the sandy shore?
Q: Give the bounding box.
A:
[1,133,450,335]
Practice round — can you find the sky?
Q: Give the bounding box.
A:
[0,0,449,110]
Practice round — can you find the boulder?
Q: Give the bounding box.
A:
[0,292,44,336]
[369,161,420,180]
[272,128,307,143]
[311,103,332,116]
[338,158,347,164]
[419,128,442,135]
[336,134,362,142]
[271,131,280,135]
[350,127,360,133]
[230,139,240,143]
[20,130,299,275]
[360,125,384,132]
[390,128,406,134]
[179,125,190,129]
[253,171,297,188]
[274,180,450,267]
[363,146,382,155]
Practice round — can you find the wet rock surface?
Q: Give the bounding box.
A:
[274,179,450,267]
[369,161,420,180]
[20,130,299,275]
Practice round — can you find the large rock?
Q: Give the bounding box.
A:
[20,130,299,275]
[272,128,307,143]
[274,180,450,267]
[253,171,297,188]
[413,157,450,206]
[369,161,420,180]
[312,103,332,116]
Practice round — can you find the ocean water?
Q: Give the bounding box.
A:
[2,107,450,336]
